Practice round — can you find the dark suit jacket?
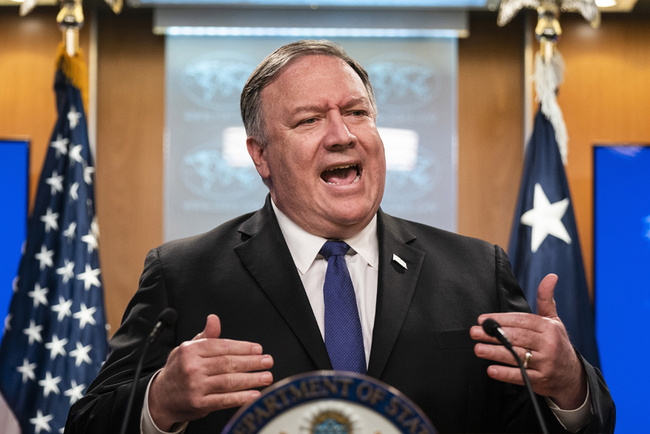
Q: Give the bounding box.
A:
[66,198,614,434]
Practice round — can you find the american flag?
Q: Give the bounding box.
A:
[0,48,108,434]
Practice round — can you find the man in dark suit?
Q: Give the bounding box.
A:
[66,40,614,434]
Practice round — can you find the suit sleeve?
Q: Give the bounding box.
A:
[65,248,177,434]
[576,353,616,434]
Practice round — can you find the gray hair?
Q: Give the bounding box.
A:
[240,39,377,144]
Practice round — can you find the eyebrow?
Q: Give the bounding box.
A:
[290,97,370,116]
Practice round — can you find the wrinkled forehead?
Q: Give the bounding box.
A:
[268,54,358,88]
[261,54,373,112]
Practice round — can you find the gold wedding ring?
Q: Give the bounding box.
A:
[523,349,532,369]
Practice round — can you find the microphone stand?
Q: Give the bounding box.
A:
[483,318,549,434]
[120,308,177,434]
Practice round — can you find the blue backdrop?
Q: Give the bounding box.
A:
[0,139,29,323]
[594,145,650,434]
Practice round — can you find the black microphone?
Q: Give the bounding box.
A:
[120,308,178,434]
[482,318,549,434]
[482,317,513,350]
[148,308,178,345]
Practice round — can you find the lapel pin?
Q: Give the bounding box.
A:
[392,254,408,270]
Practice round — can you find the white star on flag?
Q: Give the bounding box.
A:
[4,313,11,331]
[16,358,37,383]
[68,106,82,129]
[69,144,84,165]
[76,264,101,290]
[520,183,572,253]
[81,231,98,253]
[51,296,73,322]
[84,165,95,185]
[56,259,75,284]
[64,380,86,405]
[12,276,19,292]
[40,208,59,233]
[63,221,77,241]
[23,320,43,345]
[69,182,79,201]
[30,409,54,434]
[38,372,62,397]
[27,283,49,308]
[50,134,69,157]
[35,244,54,270]
[45,170,64,195]
[69,341,92,367]
[44,335,68,360]
[73,303,97,329]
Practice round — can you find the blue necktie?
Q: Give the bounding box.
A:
[320,241,366,374]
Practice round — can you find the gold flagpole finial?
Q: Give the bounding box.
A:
[57,0,84,57]
[536,2,562,63]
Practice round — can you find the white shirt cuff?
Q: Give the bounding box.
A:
[545,382,593,433]
[141,370,189,434]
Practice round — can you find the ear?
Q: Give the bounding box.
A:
[247,136,271,181]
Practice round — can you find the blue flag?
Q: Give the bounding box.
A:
[0,47,108,434]
[508,107,600,368]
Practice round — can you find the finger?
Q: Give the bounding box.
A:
[485,364,539,387]
[183,338,265,358]
[471,325,541,352]
[537,273,559,319]
[202,354,274,376]
[203,371,274,394]
[470,325,500,344]
[193,314,222,341]
[477,312,545,333]
[202,390,263,412]
[474,343,531,367]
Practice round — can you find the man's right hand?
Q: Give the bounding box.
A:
[148,314,274,431]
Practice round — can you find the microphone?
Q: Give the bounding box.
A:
[482,318,549,434]
[120,308,178,434]
[148,308,178,345]
[482,318,513,350]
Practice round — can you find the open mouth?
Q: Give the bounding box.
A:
[320,164,361,185]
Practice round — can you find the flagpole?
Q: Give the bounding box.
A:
[88,8,99,157]
[501,0,603,368]
[524,11,534,148]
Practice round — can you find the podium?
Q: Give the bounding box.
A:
[223,371,437,434]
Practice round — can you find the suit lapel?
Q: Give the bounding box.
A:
[234,198,332,370]
[367,211,425,378]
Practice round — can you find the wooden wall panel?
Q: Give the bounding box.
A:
[458,12,525,248]
[95,9,165,333]
[0,7,89,211]
[548,13,650,293]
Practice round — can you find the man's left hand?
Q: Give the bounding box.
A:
[470,273,587,410]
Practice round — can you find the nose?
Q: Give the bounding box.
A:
[322,111,357,151]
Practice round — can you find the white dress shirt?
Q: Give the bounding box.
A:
[271,200,378,365]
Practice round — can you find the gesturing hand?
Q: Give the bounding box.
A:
[470,274,587,409]
[148,314,274,431]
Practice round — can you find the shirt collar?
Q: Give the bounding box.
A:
[271,199,379,275]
